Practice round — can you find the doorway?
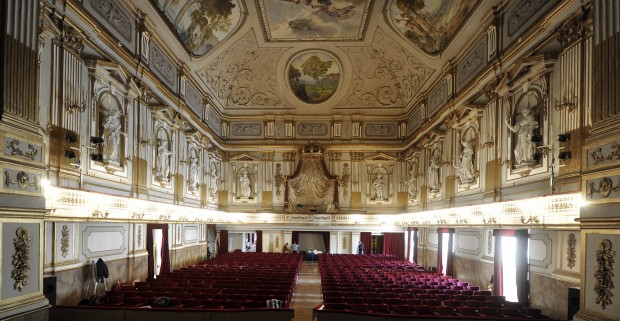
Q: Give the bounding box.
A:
[147,224,170,279]
[371,235,384,254]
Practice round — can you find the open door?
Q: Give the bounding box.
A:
[147,224,170,279]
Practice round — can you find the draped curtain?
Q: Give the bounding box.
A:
[284,153,339,213]
[322,232,330,253]
[218,230,229,256]
[383,232,405,260]
[437,228,454,276]
[360,232,372,254]
[256,230,262,253]
[493,229,530,305]
[146,224,170,279]
[407,227,419,263]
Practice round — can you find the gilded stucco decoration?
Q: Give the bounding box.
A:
[388,0,480,54]
[487,231,493,256]
[90,0,132,41]
[340,163,350,200]
[340,28,433,108]
[589,177,620,199]
[199,30,289,108]
[61,225,70,258]
[594,239,615,309]
[12,227,31,292]
[567,233,576,269]
[137,225,143,248]
[4,171,39,191]
[274,163,284,200]
[6,139,39,160]
[589,143,620,165]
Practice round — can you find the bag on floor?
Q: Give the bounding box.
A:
[153,296,172,307]
[266,299,283,308]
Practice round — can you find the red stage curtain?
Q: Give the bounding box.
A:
[322,232,330,253]
[292,231,300,244]
[146,224,170,279]
[383,232,405,260]
[256,230,262,253]
[360,232,372,255]
[218,230,229,256]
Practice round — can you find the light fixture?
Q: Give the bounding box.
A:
[64,150,76,159]
[558,133,571,142]
[90,136,104,144]
[90,153,103,162]
[530,135,542,143]
[559,151,572,160]
[65,134,77,143]
[532,152,542,161]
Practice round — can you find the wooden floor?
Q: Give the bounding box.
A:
[290,261,323,321]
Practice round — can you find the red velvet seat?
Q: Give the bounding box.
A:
[413,305,434,315]
[390,304,413,314]
[457,306,479,316]
[348,303,368,312]
[435,306,456,316]
[464,300,484,307]
[369,303,390,314]
[444,299,462,307]
[324,302,347,310]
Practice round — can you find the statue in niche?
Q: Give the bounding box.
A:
[239,170,251,198]
[102,109,122,163]
[372,173,385,200]
[208,163,220,196]
[454,140,476,185]
[188,152,202,192]
[505,107,539,165]
[428,156,441,193]
[155,139,173,181]
[407,166,418,200]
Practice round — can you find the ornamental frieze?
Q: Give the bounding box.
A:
[588,176,620,200]
[150,45,177,89]
[4,138,42,162]
[365,124,396,137]
[594,239,615,309]
[231,123,262,137]
[89,0,132,41]
[297,123,328,137]
[12,227,31,292]
[588,142,620,166]
[3,170,40,192]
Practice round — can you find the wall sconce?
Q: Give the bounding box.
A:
[65,134,77,144]
[559,151,572,160]
[554,95,577,113]
[64,150,77,159]
[90,136,104,144]
[558,133,571,142]
[530,135,543,143]
[90,153,103,162]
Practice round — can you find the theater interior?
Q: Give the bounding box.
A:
[1,0,619,320]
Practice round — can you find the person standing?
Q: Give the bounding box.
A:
[292,242,299,253]
[358,241,365,255]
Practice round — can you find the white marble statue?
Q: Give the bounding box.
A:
[239,171,251,198]
[188,153,202,191]
[372,173,384,200]
[454,140,475,184]
[428,156,441,192]
[505,108,539,165]
[102,109,122,162]
[407,167,418,200]
[155,139,173,180]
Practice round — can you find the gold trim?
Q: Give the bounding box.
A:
[567,232,577,269]
[594,239,615,309]
[11,227,31,292]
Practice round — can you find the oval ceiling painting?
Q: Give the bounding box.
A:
[151,0,242,56]
[288,51,341,104]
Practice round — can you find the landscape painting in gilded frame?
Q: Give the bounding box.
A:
[150,0,242,56]
[389,0,480,54]
[258,0,372,41]
[288,51,341,104]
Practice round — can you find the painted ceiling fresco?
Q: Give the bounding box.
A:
[258,0,372,41]
[389,0,480,54]
[151,0,242,56]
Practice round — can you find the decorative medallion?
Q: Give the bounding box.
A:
[594,239,615,309]
[589,177,620,199]
[288,51,341,104]
[12,227,31,292]
[567,233,576,269]
[61,225,70,258]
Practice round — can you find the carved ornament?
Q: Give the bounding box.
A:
[61,225,69,258]
[328,152,341,161]
[589,177,620,199]
[350,152,364,161]
[557,6,591,49]
[90,0,132,41]
[6,139,39,160]
[507,0,547,37]
[137,225,142,248]
[589,143,620,165]
[283,152,296,161]
[12,227,31,292]
[340,163,350,200]
[567,233,576,269]
[4,171,40,191]
[274,164,284,200]
[594,239,615,309]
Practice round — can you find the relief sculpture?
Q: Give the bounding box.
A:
[594,239,615,309]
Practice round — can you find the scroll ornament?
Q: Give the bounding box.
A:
[594,239,615,309]
[12,227,31,291]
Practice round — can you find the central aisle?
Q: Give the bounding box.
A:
[290,261,323,321]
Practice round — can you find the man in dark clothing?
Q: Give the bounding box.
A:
[358,241,364,255]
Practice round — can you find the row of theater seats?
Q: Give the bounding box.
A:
[318,254,552,319]
[98,253,302,309]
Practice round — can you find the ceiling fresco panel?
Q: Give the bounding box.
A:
[388,0,480,54]
[150,0,242,56]
[258,0,372,41]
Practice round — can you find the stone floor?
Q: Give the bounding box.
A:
[290,261,323,321]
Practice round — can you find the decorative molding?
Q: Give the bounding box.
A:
[12,227,31,292]
[200,30,287,108]
[507,0,548,37]
[340,163,350,200]
[4,139,41,161]
[588,143,620,166]
[567,233,576,269]
[89,0,132,41]
[487,230,493,256]
[274,163,284,200]
[428,81,448,116]
[57,24,85,56]
[455,231,481,256]
[4,170,40,192]
[231,123,262,137]
[207,108,222,135]
[340,28,432,108]
[185,83,203,116]
[408,107,423,135]
[588,177,620,200]
[594,239,615,310]
[350,152,364,161]
[365,124,396,137]
[137,225,143,248]
[283,152,296,161]
[82,226,127,258]
[61,225,69,258]
[529,233,552,268]
[456,37,487,91]
[297,123,328,137]
[150,45,177,89]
